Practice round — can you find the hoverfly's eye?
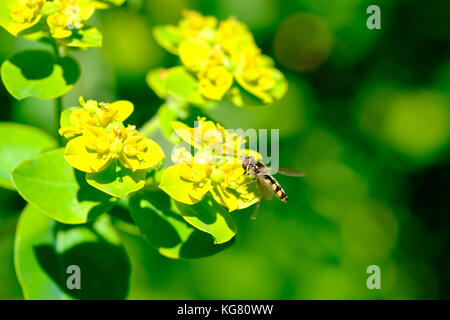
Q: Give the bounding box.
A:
[242,157,250,170]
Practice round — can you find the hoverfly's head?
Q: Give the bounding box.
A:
[242,156,255,170]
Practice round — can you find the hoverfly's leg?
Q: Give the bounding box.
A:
[241,170,256,186]
[251,201,261,220]
[242,177,256,186]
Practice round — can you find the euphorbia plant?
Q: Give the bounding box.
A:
[143,10,288,138]
[0,7,288,299]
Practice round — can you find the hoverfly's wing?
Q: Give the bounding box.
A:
[262,167,307,177]
[278,168,307,177]
[257,178,274,201]
[259,166,275,175]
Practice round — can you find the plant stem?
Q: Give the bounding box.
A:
[139,95,193,137]
[51,37,63,146]
[50,35,61,58]
[55,96,63,146]
[139,113,160,138]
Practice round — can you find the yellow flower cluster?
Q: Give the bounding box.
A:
[60,97,165,173]
[7,0,45,35]
[156,10,286,104]
[159,117,260,211]
[47,0,99,38]
[6,0,105,38]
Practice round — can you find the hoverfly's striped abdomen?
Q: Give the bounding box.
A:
[263,175,288,202]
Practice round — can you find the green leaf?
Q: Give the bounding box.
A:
[64,26,103,48]
[146,68,168,99]
[270,69,289,100]
[1,50,80,100]
[11,149,114,224]
[40,2,60,15]
[99,0,127,6]
[59,106,81,128]
[164,66,206,105]
[175,196,237,244]
[129,191,234,259]
[153,25,184,54]
[227,84,266,107]
[86,161,146,199]
[0,0,14,30]
[158,104,179,140]
[15,206,131,299]
[0,122,56,190]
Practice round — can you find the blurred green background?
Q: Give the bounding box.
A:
[1,0,449,299]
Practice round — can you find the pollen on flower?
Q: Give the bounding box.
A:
[194,151,215,165]
[171,147,192,164]
[109,137,123,157]
[210,168,225,183]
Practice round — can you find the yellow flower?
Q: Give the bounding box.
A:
[154,10,287,104]
[58,107,97,138]
[60,97,165,173]
[179,9,217,41]
[210,164,259,211]
[217,17,256,56]
[2,0,114,39]
[234,50,287,104]
[6,0,46,36]
[198,65,233,101]
[178,39,211,71]
[159,117,260,211]
[59,96,133,138]
[47,0,98,38]
[171,146,192,164]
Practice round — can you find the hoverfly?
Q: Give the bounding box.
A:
[242,156,306,219]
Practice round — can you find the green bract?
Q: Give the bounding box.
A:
[15,206,130,299]
[86,161,146,199]
[63,26,103,48]
[1,50,80,100]
[175,196,237,244]
[0,122,56,189]
[11,149,115,224]
[129,191,234,259]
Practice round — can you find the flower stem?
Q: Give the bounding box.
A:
[55,96,63,146]
[139,113,160,138]
[51,37,63,146]
[50,34,61,58]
